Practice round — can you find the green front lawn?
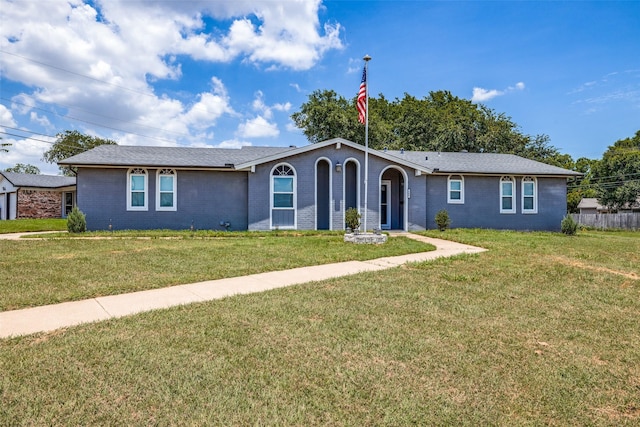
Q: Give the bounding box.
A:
[1,229,639,425]
[0,218,67,233]
[0,232,431,311]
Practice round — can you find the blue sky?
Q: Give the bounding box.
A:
[1,0,638,174]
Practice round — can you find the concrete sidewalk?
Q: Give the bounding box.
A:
[0,233,485,339]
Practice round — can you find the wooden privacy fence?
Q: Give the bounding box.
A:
[571,213,640,230]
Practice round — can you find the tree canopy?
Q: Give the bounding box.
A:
[4,163,41,174]
[42,130,117,176]
[291,89,567,165]
[566,157,600,213]
[592,130,640,211]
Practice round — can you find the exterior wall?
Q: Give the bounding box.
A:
[248,144,425,231]
[16,190,63,219]
[0,176,17,220]
[77,168,248,231]
[425,175,567,231]
[73,147,569,232]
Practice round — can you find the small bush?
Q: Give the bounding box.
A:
[345,207,361,232]
[561,215,578,235]
[435,209,451,231]
[67,206,87,233]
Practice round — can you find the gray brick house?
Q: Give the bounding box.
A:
[59,138,580,231]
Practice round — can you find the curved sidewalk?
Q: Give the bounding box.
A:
[0,233,485,339]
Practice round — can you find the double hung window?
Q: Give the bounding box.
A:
[447,175,464,204]
[157,169,177,211]
[522,176,537,213]
[127,168,148,211]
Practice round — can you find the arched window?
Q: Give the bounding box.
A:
[500,176,515,214]
[271,163,296,229]
[447,175,464,204]
[127,168,148,211]
[156,169,177,211]
[522,176,537,214]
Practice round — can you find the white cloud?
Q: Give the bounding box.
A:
[250,91,291,121]
[0,105,17,127]
[471,81,525,103]
[273,102,292,112]
[30,112,51,128]
[216,139,254,149]
[471,88,503,103]
[0,134,59,175]
[0,0,341,153]
[237,116,279,138]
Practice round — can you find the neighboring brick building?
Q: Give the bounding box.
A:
[0,172,76,220]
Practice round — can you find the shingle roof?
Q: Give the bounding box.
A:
[0,171,76,188]
[59,145,295,168]
[58,142,580,177]
[385,150,581,176]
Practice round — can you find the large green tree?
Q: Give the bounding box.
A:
[566,157,599,213]
[5,163,40,174]
[592,130,640,211]
[292,89,563,164]
[42,130,117,176]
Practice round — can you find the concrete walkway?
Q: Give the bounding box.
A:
[0,233,486,339]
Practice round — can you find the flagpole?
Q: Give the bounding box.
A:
[363,54,371,233]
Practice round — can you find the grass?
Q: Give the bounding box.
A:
[1,229,639,425]
[0,232,431,311]
[0,218,67,233]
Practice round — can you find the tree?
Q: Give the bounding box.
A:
[592,130,640,211]
[42,130,117,176]
[566,157,599,213]
[292,89,564,163]
[5,163,41,174]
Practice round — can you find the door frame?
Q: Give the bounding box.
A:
[380,179,391,230]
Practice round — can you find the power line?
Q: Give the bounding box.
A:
[0,97,195,140]
[1,98,180,145]
[0,51,286,143]
[0,50,156,98]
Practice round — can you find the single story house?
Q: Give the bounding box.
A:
[578,197,640,214]
[0,171,76,220]
[577,198,609,214]
[59,138,581,232]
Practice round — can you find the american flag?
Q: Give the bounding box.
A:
[357,66,367,124]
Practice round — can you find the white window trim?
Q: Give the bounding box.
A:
[447,175,464,204]
[127,168,148,211]
[156,169,177,211]
[270,163,297,229]
[500,176,516,214]
[522,176,538,214]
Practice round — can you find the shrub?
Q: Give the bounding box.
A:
[67,206,87,233]
[345,207,361,232]
[435,209,451,231]
[561,214,578,235]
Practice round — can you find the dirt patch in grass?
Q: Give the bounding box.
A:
[550,255,639,281]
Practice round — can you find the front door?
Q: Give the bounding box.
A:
[380,180,391,229]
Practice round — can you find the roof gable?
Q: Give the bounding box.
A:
[233,138,433,174]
